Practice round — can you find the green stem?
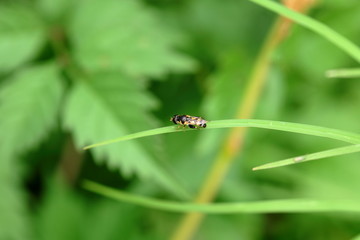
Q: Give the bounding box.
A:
[171,15,297,240]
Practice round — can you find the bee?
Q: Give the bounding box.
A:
[170,114,207,129]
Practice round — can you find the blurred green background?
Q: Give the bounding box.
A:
[1,0,360,239]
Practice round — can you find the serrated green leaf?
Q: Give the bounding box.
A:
[63,72,190,199]
[69,0,195,77]
[0,63,65,157]
[0,4,45,72]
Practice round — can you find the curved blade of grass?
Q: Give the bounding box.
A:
[83,125,176,149]
[253,144,360,171]
[326,68,360,78]
[83,119,360,150]
[83,180,360,213]
[249,0,360,63]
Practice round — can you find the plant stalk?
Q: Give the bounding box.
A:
[171,9,303,240]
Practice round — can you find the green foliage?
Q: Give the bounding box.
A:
[0,63,64,157]
[36,0,72,22]
[63,72,190,198]
[202,52,247,119]
[0,167,31,240]
[37,180,85,240]
[37,179,142,240]
[0,0,360,239]
[0,63,64,239]
[0,4,45,73]
[69,0,195,76]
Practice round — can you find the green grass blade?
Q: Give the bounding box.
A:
[83,180,360,213]
[326,68,360,78]
[351,233,360,240]
[84,119,360,150]
[249,0,360,63]
[83,126,176,149]
[253,144,360,171]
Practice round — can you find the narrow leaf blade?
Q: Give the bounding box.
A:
[253,144,360,170]
[84,119,360,150]
[326,68,360,78]
[249,0,360,63]
[83,181,360,214]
